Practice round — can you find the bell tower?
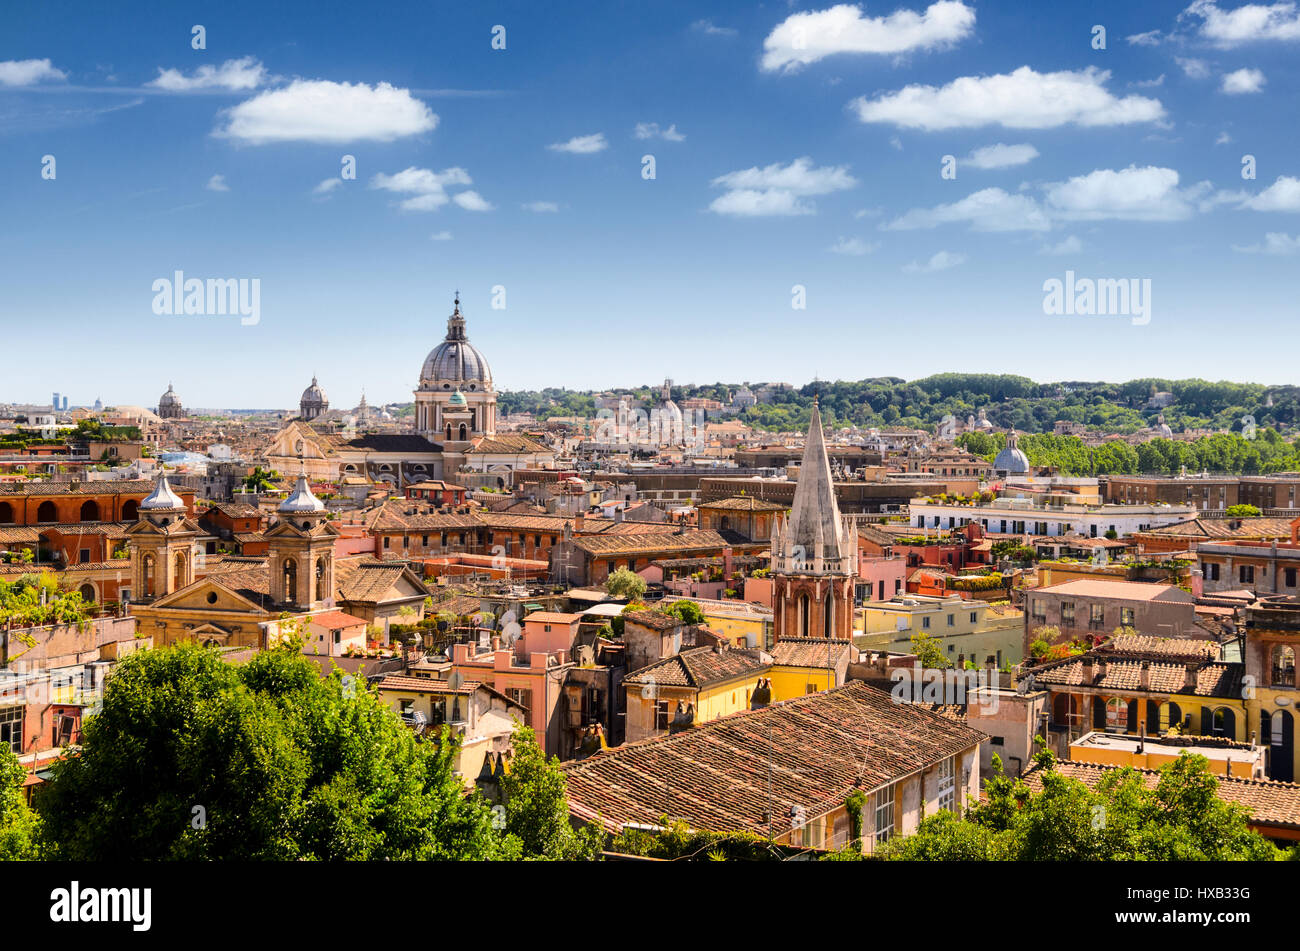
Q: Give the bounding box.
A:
[770,399,855,640]
[265,447,336,610]
[125,470,197,601]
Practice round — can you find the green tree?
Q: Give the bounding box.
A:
[37,643,503,860]
[241,466,281,493]
[0,744,43,860]
[879,751,1281,861]
[660,599,705,625]
[1225,504,1262,517]
[500,726,602,860]
[909,630,950,669]
[603,567,647,601]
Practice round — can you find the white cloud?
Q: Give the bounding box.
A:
[829,236,880,255]
[1180,0,1300,46]
[1221,67,1266,92]
[522,201,559,212]
[1126,29,1166,45]
[903,250,965,272]
[854,206,884,218]
[964,143,1039,170]
[1130,74,1166,88]
[430,231,453,241]
[884,187,1051,231]
[634,122,686,141]
[889,135,904,150]
[708,156,857,216]
[205,174,230,192]
[217,80,437,144]
[1233,232,1300,253]
[452,190,494,212]
[1216,131,1233,144]
[1177,57,1212,78]
[692,19,738,36]
[547,133,608,154]
[1040,235,1083,255]
[709,189,816,216]
[369,166,478,212]
[313,178,342,195]
[0,58,66,86]
[851,66,1164,130]
[1242,175,1300,211]
[1044,165,1203,221]
[761,1,976,73]
[148,56,266,91]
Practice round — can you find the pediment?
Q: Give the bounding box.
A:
[149,576,267,615]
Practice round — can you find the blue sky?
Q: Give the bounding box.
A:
[2,0,1298,410]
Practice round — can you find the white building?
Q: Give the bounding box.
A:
[908,497,1197,538]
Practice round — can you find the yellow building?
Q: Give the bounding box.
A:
[659,595,773,649]
[857,594,1024,667]
[622,638,853,741]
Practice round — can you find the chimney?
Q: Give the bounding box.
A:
[1081,655,1095,684]
[1184,662,1198,693]
[574,512,585,533]
[1096,657,1108,681]
[1139,660,1150,690]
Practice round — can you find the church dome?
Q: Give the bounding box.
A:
[448,389,468,407]
[158,384,180,408]
[140,470,185,511]
[420,297,492,387]
[299,376,329,421]
[301,376,327,406]
[993,431,1030,474]
[279,473,325,513]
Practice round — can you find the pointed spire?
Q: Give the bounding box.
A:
[784,400,847,572]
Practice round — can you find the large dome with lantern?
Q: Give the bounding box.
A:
[419,296,492,388]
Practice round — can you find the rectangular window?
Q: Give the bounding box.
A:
[922,616,930,629]
[873,786,895,846]
[1240,565,1255,584]
[1287,568,1297,588]
[383,536,391,549]
[1119,607,1135,626]
[969,612,977,624]
[0,706,22,753]
[506,688,534,715]
[947,614,954,627]
[1061,601,1075,624]
[1090,604,1105,628]
[1207,562,1220,581]
[654,699,670,731]
[935,758,956,813]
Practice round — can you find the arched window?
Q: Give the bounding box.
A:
[1156,701,1182,733]
[143,555,155,597]
[36,500,58,523]
[1206,706,1236,739]
[458,423,467,441]
[122,500,138,520]
[1053,693,1082,730]
[315,557,326,602]
[78,583,95,602]
[798,593,810,638]
[283,559,297,603]
[446,424,452,441]
[1103,698,1136,733]
[173,552,186,590]
[1272,645,1296,687]
[0,502,13,524]
[79,499,100,521]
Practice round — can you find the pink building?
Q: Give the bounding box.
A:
[450,642,573,756]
